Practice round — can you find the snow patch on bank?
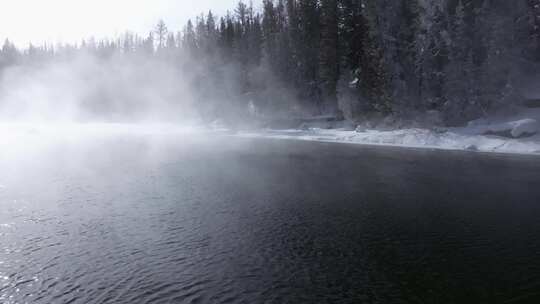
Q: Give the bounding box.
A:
[237,109,540,155]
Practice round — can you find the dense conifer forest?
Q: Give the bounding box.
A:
[1,0,539,126]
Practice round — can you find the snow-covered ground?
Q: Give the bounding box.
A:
[1,109,539,156]
[237,108,540,155]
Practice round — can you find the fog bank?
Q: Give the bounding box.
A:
[0,52,200,123]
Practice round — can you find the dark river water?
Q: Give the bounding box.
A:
[1,133,540,303]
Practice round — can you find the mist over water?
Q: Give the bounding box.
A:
[0,49,208,173]
[0,51,200,124]
[0,43,218,213]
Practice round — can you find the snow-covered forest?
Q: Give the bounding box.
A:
[0,0,539,127]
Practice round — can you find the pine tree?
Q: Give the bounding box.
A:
[423,3,450,111]
[122,32,135,54]
[286,0,301,88]
[195,14,208,52]
[206,11,218,54]
[529,0,540,58]
[183,20,197,55]
[274,0,293,83]
[444,1,474,124]
[336,0,363,119]
[218,13,236,61]
[155,19,168,50]
[262,0,279,68]
[249,13,264,67]
[473,0,525,115]
[355,0,392,113]
[143,33,154,55]
[0,39,19,67]
[166,33,176,51]
[338,0,361,72]
[394,0,423,109]
[297,0,321,110]
[319,0,340,114]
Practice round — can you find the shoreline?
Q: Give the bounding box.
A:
[233,129,540,157]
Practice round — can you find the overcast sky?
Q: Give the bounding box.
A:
[0,0,243,47]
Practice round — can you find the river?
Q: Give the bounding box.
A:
[1,133,540,303]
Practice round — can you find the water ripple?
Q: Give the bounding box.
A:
[0,137,539,303]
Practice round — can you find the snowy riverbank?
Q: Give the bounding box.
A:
[236,109,540,155]
[1,112,539,156]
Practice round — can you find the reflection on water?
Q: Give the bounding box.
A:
[1,130,540,303]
